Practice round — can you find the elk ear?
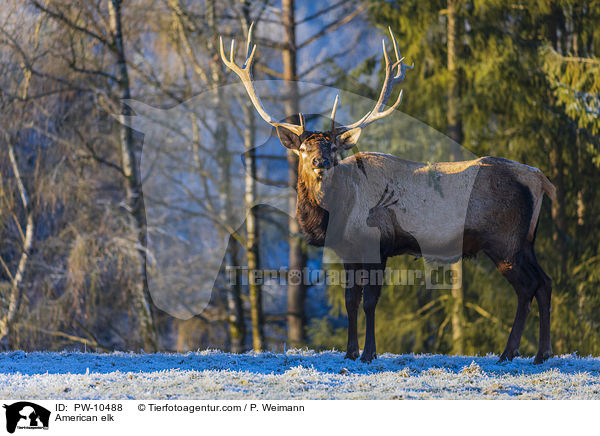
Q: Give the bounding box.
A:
[276,126,301,152]
[336,128,362,149]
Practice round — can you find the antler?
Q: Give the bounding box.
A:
[333,27,413,134]
[373,184,399,209]
[220,23,304,135]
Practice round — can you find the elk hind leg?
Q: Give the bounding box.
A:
[494,254,540,363]
[530,246,553,364]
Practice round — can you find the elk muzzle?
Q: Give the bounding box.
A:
[312,158,332,178]
[312,157,331,169]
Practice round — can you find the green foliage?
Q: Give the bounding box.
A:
[310,0,600,357]
[541,46,600,140]
[3,0,599,356]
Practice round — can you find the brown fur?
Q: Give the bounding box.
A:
[296,176,328,247]
[281,128,555,364]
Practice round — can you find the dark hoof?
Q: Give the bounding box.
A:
[533,352,552,365]
[497,349,519,363]
[360,351,377,363]
[345,350,360,360]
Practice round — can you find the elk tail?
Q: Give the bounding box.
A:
[540,173,556,201]
[527,170,556,242]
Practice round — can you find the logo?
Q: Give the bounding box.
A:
[117,88,476,320]
[3,402,50,433]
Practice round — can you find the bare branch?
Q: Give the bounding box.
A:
[0,256,14,282]
[29,0,110,47]
[296,0,355,25]
[297,4,366,50]
[25,326,111,352]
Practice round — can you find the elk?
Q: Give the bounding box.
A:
[220,25,556,364]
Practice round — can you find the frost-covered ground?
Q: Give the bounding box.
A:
[1,350,599,399]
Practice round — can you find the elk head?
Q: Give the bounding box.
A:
[275,119,362,187]
[220,23,413,192]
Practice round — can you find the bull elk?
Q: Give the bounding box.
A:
[220,25,556,364]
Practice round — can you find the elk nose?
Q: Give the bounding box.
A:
[312,158,330,168]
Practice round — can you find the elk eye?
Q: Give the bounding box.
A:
[299,144,306,152]
[331,145,337,152]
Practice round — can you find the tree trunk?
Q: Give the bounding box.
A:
[109,0,158,352]
[0,142,34,350]
[450,262,464,355]
[227,240,247,352]
[238,2,262,352]
[447,0,465,355]
[282,0,308,348]
[446,0,463,156]
[243,98,263,352]
[204,0,252,351]
[545,7,568,280]
[550,144,567,279]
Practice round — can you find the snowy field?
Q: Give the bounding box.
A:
[1,350,599,400]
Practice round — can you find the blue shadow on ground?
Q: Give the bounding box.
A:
[1,350,599,376]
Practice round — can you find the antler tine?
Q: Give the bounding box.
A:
[384,188,397,206]
[335,28,413,133]
[389,26,400,63]
[220,23,304,135]
[384,187,394,203]
[244,22,254,62]
[374,184,390,208]
[388,26,415,82]
[373,185,399,210]
[330,94,339,133]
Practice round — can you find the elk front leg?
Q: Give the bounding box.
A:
[344,263,362,360]
[360,262,386,363]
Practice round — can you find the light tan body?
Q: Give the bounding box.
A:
[318,153,555,263]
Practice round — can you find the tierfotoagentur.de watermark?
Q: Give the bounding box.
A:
[226,264,460,290]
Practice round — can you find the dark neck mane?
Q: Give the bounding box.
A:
[296,176,328,247]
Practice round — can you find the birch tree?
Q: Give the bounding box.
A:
[28,0,159,351]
